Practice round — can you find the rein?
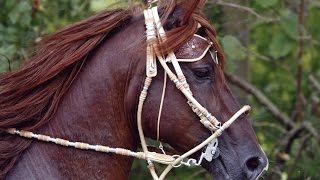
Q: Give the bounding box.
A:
[4,4,251,180]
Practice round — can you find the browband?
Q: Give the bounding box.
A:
[174,34,218,64]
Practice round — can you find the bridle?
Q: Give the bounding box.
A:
[137,5,251,179]
[4,4,251,180]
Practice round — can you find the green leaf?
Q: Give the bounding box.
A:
[308,6,320,40]
[8,9,19,24]
[255,0,278,8]
[17,1,31,12]
[269,32,294,59]
[91,0,113,11]
[280,10,298,40]
[221,35,246,61]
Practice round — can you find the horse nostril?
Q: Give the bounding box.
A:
[246,157,262,171]
[243,155,268,180]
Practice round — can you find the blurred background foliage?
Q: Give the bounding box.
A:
[1,0,319,179]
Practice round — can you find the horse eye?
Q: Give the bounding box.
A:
[192,67,212,80]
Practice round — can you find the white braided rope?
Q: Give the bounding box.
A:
[4,104,250,180]
[5,128,146,159]
[156,72,167,141]
[137,77,153,152]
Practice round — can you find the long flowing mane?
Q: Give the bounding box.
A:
[0,0,224,177]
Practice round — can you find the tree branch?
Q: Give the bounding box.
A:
[254,122,286,133]
[292,0,305,123]
[309,75,320,93]
[32,0,39,17]
[287,134,312,179]
[303,122,320,143]
[208,0,280,23]
[225,73,294,128]
[225,73,320,144]
[273,125,305,174]
[280,124,304,153]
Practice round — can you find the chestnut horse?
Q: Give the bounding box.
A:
[0,1,268,179]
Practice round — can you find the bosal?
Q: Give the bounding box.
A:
[4,3,251,180]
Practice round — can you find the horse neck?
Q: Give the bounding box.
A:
[7,16,146,180]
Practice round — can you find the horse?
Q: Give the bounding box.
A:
[0,0,268,179]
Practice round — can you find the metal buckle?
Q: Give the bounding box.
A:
[171,155,200,167]
[198,138,220,163]
[159,143,166,155]
[171,139,219,168]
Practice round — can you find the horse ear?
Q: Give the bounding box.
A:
[179,0,203,23]
[161,0,204,30]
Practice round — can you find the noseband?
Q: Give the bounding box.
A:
[4,4,251,180]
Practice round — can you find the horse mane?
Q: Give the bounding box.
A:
[0,7,134,177]
[0,0,224,177]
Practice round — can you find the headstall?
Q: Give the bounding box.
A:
[4,3,251,180]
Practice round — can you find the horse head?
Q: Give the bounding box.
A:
[0,0,268,179]
[137,1,269,179]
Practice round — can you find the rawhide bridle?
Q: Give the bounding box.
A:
[4,4,251,180]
